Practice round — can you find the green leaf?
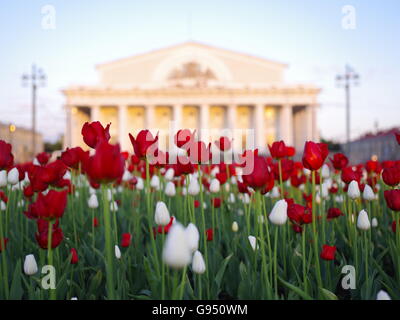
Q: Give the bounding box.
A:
[214,254,233,289]
[319,287,338,300]
[10,260,23,299]
[278,277,313,300]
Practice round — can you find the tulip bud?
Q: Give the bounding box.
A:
[164,168,175,181]
[122,170,132,182]
[321,164,330,179]
[164,181,176,197]
[7,168,19,185]
[371,217,378,228]
[24,254,38,275]
[209,178,220,193]
[232,221,239,232]
[155,201,171,226]
[357,209,371,230]
[185,223,200,253]
[162,222,192,269]
[192,250,206,274]
[228,193,235,203]
[270,186,280,199]
[348,180,360,200]
[136,177,144,190]
[0,170,7,188]
[0,201,6,211]
[248,235,258,251]
[107,189,113,201]
[242,193,251,204]
[269,199,288,226]
[376,290,391,300]
[188,178,200,196]
[150,175,160,190]
[114,245,121,259]
[110,201,118,212]
[87,194,99,209]
[363,185,375,201]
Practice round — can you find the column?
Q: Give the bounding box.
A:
[118,105,128,151]
[305,105,313,141]
[199,104,210,141]
[280,104,293,145]
[91,105,100,122]
[255,104,265,150]
[146,105,155,130]
[173,104,183,133]
[227,104,236,130]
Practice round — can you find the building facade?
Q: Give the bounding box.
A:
[346,128,400,164]
[0,122,43,162]
[62,42,320,154]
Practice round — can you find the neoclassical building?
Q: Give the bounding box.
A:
[62,41,320,154]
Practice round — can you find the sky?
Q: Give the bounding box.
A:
[0,0,399,143]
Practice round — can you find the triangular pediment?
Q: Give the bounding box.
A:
[96,41,287,87]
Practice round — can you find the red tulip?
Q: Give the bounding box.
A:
[93,217,99,227]
[327,207,343,220]
[320,245,336,261]
[212,197,222,208]
[121,233,132,248]
[70,248,78,264]
[81,121,111,148]
[272,159,294,181]
[382,166,400,187]
[0,140,14,170]
[215,136,232,151]
[365,160,381,174]
[175,129,196,149]
[384,189,400,211]
[35,219,64,249]
[61,147,89,170]
[129,130,158,159]
[287,203,312,226]
[206,228,214,241]
[36,152,51,166]
[286,146,296,157]
[194,200,200,208]
[83,141,125,184]
[187,141,212,164]
[341,166,362,184]
[0,238,8,252]
[395,132,400,145]
[25,189,68,220]
[329,153,348,170]
[302,141,328,171]
[242,156,274,191]
[268,141,287,159]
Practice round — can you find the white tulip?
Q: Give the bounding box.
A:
[89,187,97,195]
[136,177,144,190]
[371,217,378,228]
[248,235,258,251]
[122,170,132,182]
[162,222,192,269]
[63,171,71,180]
[24,254,38,275]
[164,168,175,181]
[7,168,19,185]
[164,181,176,197]
[335,195,344,203]
[363,185,375,201]
[107,189,113,201]
[0,201,6,211]
[188,178,200,196]
[33,158,40,166]
[185,223,200,253]
[232,221,239,232]
[270,186,280,199]
[376,290,391,300]
[348,180,360,200]
[115,245,121,259]
[0,170,7,187]
[242,193,251,204]
[210,167,219,177]
[150,175,160,190]
[357,210,371,230]
[110,201,118,212]
[71,297,78,300]
[87,194,99,209]
[228,193,235,203]
[209,179,220,193]
[321,164,330,179]
[155,201,170,226]
[269,199,288,226]
[192,250,206,274]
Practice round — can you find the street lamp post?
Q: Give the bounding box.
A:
[22,64,46,157]
[336,65,359,154]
